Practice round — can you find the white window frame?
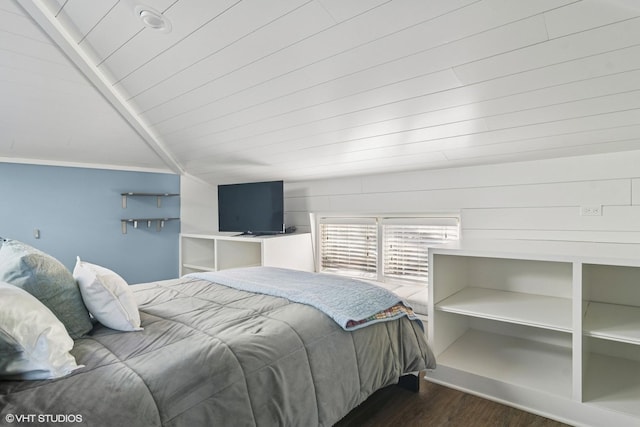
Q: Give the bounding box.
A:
[314,213,460,285]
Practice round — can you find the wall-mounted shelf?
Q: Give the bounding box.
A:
[121,217,179,234]
[121,192,179,208]
[120,191,180,234]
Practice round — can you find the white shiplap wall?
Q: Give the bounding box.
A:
[284,150,640,244]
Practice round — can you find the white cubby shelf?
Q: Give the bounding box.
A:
[179,232,314,276]
[426,240,640,427]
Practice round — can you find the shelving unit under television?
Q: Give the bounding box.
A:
[179,232,314,276]
[426,240,640,427]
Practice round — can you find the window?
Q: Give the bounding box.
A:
[318,215,459,284]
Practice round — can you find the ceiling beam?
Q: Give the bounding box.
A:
[16,0,184,175]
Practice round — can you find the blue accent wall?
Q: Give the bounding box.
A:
[0,162,180,284]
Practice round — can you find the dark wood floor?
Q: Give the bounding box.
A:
[335,376,571,427]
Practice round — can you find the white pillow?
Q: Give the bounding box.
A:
[0,281,82,380]
[73,257,142,332]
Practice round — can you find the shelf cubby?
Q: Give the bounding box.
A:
[180,236,216,273]
[583,337,640,417]
[584,302,640,345]
[437,325,573,399]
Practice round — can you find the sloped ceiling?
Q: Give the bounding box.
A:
[3,0,640,184]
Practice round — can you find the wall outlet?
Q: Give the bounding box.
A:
[580,205,602,216]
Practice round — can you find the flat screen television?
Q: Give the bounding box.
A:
[218,180,284,236]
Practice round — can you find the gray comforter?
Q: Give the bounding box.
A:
[0,275,434,426]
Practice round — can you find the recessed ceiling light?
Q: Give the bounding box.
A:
[134,5,172,33]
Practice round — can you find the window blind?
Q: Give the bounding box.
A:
[382,218,459,283]
[317,215,459,284]
[319,220,377,278]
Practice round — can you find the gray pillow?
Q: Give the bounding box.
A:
[0,239,92,338]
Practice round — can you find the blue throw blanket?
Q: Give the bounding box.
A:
[186,267,416,331]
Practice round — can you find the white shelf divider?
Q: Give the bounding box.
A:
[584,302,640,345]
[436,287,573,332]
[182,262,216,272]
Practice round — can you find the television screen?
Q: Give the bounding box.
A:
[218,180,284,235]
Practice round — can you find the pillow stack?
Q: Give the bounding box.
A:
[0,239,142,381]
[0,239,91,380]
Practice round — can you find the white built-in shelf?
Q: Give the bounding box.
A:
[436,287,572,332]
[584,302,640,345]
[427,240,640,427]
[437,329,573,399]
[180,232,314,275]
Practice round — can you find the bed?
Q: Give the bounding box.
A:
[0,239,434,426]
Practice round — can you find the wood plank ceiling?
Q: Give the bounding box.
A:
[3,0,640,184]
